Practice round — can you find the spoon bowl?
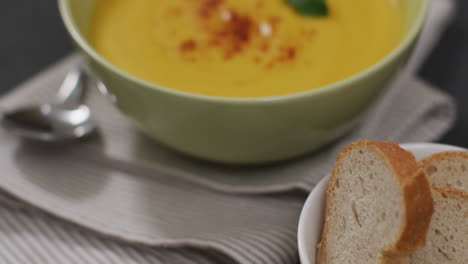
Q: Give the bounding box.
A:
[1,69,97,142]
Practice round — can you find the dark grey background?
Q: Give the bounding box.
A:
[1,0,467,146]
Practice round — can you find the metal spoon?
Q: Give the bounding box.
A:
[1,69,97,141]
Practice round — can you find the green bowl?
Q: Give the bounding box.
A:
[58,0,428,164]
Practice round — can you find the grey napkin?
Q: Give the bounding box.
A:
[0,0,457,263]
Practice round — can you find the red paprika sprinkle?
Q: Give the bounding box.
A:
[180,40,197,52]
[198,0,222,18]
[176,0,300,66]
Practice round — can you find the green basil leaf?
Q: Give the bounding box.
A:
[285,0,328,17]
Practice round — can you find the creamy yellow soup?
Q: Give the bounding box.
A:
[90,0,403,97]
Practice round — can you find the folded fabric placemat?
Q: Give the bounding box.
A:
[0,0,457,263]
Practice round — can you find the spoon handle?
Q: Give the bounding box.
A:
[55,69,88,109]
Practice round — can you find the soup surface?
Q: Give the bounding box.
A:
[89,0,404,97]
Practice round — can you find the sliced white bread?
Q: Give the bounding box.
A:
[409,151,468,263]
[420,151,468,191]
[317,140,434,264]
[409,187,468,263]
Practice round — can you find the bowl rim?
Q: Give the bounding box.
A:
[297,142,466,264]
[58,0,429,104]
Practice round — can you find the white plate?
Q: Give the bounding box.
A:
[297,142,466,264]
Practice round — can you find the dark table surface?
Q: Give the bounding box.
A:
[1,0,467,147]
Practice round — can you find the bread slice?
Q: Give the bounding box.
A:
[420,151,468,192]
[409,187,468,263]
[409,151,468,263]
[317,140,434,264]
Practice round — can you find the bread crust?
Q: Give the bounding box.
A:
[317,140,434,264]
[420,151,468,168]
